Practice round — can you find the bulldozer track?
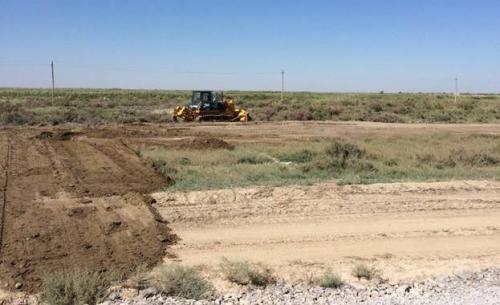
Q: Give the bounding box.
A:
[0,129,174,292]
[0,138,11,256]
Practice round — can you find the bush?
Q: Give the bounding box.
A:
[41,270,112,305]
[151,159,178,176]
[313,270,343,288]
[322,140,365,170]
[220,258,275,286]
[150,265,213,300]
[352,264,380,280]
[465,153,499,167]
[0,102,37,125]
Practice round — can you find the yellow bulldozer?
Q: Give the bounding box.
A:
[173,91,251,122]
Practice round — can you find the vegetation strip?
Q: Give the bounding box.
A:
[139,134,500,191]
[2,89,500,125]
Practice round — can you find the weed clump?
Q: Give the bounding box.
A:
[325,140,365,168]
[41,269,115,305]
[312,269,344,288]
[150,265,214,300]
[352,263,381,281]
[220,258,275,286]
[311,140,371,173]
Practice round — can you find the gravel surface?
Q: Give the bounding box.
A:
[101,268,500,305]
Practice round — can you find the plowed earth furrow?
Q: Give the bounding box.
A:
[0,130,174,292]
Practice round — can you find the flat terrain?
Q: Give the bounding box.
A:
[0,121,500,293]
[154,180,500,282]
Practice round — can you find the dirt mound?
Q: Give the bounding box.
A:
[0,130,175,292]
[179,137,234,150]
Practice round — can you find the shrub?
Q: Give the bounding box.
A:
[313,269,343,288]
[352,263,380,280]
[151,159,178,176]
[323,140,365,170]
[370,102,384,112]
[0,102,37,125]
[150,265,213,300]
[465,153,499,167]
[326,140,365,161]
[220,258,275,286]
[41,270,112,305]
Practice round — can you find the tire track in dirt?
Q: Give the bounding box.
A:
[152,180,500,282]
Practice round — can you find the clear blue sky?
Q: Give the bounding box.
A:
[1,0,499,92]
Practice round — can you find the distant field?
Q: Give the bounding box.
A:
[1,88,500,125]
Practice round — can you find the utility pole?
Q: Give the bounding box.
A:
[454,77,458,103]
[281,69,285,101]
[51,61,55,106]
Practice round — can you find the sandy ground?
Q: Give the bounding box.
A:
[153,180,500,284]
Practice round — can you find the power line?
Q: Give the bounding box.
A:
[1,62,277,76]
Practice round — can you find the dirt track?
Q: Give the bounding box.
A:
[153,180,500,283]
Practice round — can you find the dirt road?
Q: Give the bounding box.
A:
[153,180,500,282]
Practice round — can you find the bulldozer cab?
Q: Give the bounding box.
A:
[191,91,214,104]
[190,91,225,111]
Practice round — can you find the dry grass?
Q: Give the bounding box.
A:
[352,264,381,281]
[219,258,275,286]
[139,133,500,191]
[41,269,121,305]
[149,264,214,300]
[312,269,344,288]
